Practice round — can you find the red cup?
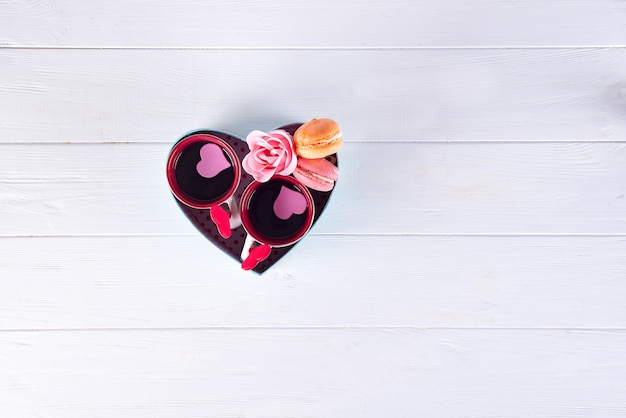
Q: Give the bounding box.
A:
[239,175,314,270]
[166,133,241,238]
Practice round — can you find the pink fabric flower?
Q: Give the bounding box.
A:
[242,130,298,182]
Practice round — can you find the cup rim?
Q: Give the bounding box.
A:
[166,133,241,209]
[240,175,315,247]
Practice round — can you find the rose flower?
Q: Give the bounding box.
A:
[242,130,298,182]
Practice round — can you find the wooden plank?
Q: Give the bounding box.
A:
[1,235,625,329]
[1,48,625,143]
[1,0,624,47]
[0,142,624,236]
[1,328,626,417]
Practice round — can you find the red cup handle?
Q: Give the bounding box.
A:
[241,243,271,271]
[210,205,231,238]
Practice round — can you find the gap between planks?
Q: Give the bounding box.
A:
[2,140,626,145]
[1,45,626,51]
[2,233,626,239]
[2,326,626,333]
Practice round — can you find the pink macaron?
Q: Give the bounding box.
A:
[293,157,339,192]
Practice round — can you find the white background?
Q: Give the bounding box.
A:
[2,0,626,416]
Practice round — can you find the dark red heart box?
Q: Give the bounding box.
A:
[171,123,338,274]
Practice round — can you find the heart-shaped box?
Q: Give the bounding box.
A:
[168,123,338,274]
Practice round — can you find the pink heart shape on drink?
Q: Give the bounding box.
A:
[196,143,231,178]
[273,186,307,220]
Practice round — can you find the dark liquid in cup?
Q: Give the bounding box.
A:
[174,141,235,203]
[247,179,309,241]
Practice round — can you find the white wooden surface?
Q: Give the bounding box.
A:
[1,1,626,416]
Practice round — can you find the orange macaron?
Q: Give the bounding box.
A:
[294,118,343,159]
